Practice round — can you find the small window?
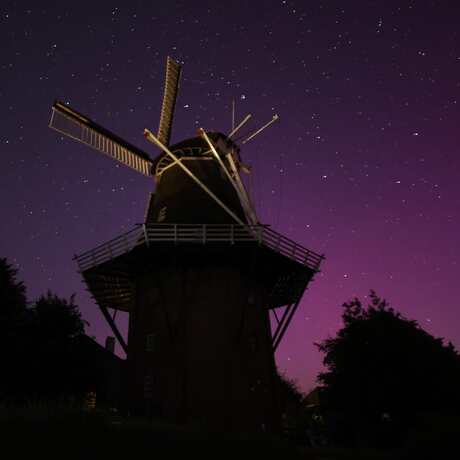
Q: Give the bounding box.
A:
[157,206,167,222]
[144,375,153,399]
[249,336,257,353]
[146,333,155,352]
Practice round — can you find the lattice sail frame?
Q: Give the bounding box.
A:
[49,101,153,176]
[157,56,182,147]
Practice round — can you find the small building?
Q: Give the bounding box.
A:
[70,334,125,409]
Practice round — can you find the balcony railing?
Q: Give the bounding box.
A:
[75,224,324,273]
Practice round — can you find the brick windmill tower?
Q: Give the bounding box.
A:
[49,57,323,432]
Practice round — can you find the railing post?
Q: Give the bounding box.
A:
[231,224,234,244]
[319,254,326,271]
[174,224,177,244]
[303,252,309,266]
[257,226,262,244]
[203,224,206,244]
[143,224,149,247]
[74,254,82,272]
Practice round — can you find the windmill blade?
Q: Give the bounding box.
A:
[157,56,182,146]
[49,101,153,176]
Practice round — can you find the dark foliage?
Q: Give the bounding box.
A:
[277,370,305,409]
[0,258,30,398]
[34,291,88,340]
[276,370,312,442]
[316,290,460,446]
[0,257,27,320]
[29,292,92,399]
[0,257,95,403]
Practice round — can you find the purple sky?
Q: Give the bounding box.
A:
[1,1,459,393]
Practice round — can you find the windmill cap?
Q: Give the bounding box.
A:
[151,132,240,167]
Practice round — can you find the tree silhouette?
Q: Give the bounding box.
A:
[34,291,88,340]
[316,291,460,446]
[0,257,27,321]
[30,292,90,399]
[0,258,30,399]
[276,370,309,442]
[0,257,95,402]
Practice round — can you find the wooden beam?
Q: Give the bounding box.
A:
[98,302,128,354]
[225,152,258,225]
[199,129,257,225]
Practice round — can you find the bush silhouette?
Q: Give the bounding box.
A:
[0,258,92,403]
[316,291,460,446]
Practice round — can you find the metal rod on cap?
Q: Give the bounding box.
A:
[228,113,252,138]
[241,114,279,144]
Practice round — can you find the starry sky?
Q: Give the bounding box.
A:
[1,1,459,393]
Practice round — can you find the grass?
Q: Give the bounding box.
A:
[1,406,458,459]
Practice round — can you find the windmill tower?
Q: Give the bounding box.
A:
[49,57,323,432]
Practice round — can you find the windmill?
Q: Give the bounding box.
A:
[49,56,323,432]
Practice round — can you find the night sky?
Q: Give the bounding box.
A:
[1,1,459,392]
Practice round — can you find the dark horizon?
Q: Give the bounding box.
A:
[1,1,459,392]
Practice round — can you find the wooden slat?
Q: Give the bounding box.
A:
[49,102,153,176]
[157,57,182,146]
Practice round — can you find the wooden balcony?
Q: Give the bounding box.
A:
[75,224,323,274]
[75,224,324,349]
